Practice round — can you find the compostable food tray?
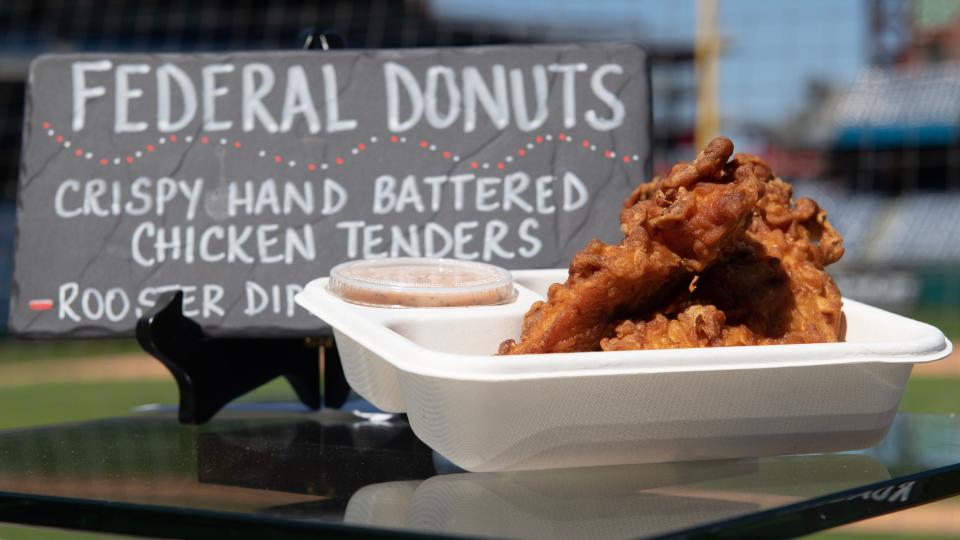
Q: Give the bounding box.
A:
[295,269,952,472]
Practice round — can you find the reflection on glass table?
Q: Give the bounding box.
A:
[0,408,957,539]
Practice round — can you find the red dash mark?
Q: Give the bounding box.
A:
[126,156,134,164]
[146,144,155,152]
[358,143,366,151]
[623,155,631,163]
[470,161,479,169]
[390,135,398,143]
[274,155,283,164]
[169,134,177,142]
[419,140,429,149]
[55,135,64,143]
[518,148,526,157]
[75,149,83,157]
[335,157,344,166]
[497,162,505,170]
[42,122,51,130]
[99,158,108,166]
[442,151,451,159]
[558,133,567,141]
[307,163,317,172]
[233,141,242,149]
[604,150,614,159]
[535,136,543,143]
[582,139,590,148]
[201,136,209,144]
[29,299,53,311]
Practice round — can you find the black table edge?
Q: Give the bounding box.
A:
[0,490,470,540]
[0,462,958,539]
[655,461,960,539]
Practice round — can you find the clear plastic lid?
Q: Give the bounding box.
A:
[327,257,517,308]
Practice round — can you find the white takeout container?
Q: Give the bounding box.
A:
[295,269,952,472]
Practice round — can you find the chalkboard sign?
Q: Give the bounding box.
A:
[11,44,651,338]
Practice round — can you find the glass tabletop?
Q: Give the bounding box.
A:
[0,407,957,539]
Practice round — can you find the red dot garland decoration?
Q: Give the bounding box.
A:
[39,122,643,173]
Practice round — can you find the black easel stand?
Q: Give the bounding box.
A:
[136,30,353,424]
[137,291,322,424]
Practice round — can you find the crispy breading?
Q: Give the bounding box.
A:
[499,137,759,355]
[601,154,845,351]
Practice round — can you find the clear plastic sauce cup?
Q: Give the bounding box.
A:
[327,257,518,308]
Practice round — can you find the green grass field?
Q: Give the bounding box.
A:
[0,378,296,431]
[0,339,140,364]
[0,524,135,540]
[905,309,960,341]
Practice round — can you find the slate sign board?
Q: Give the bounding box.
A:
[10,44,651,338]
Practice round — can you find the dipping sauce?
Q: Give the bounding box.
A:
[327,257,517,307]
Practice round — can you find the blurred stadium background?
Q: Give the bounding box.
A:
[1,0,959,329]
[0,1,958,538]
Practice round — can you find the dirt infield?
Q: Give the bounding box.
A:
[912,341,959,376]
[834,498,960,535]
[0,353,167,387]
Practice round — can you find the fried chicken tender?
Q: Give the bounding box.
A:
[601,154,845,351]
[499,137,759,355]
[623,138,735,207]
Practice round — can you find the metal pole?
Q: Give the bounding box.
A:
[695,0,720,150]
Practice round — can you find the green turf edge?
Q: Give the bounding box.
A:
[0,378,296,431]
[0,523,137,540]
